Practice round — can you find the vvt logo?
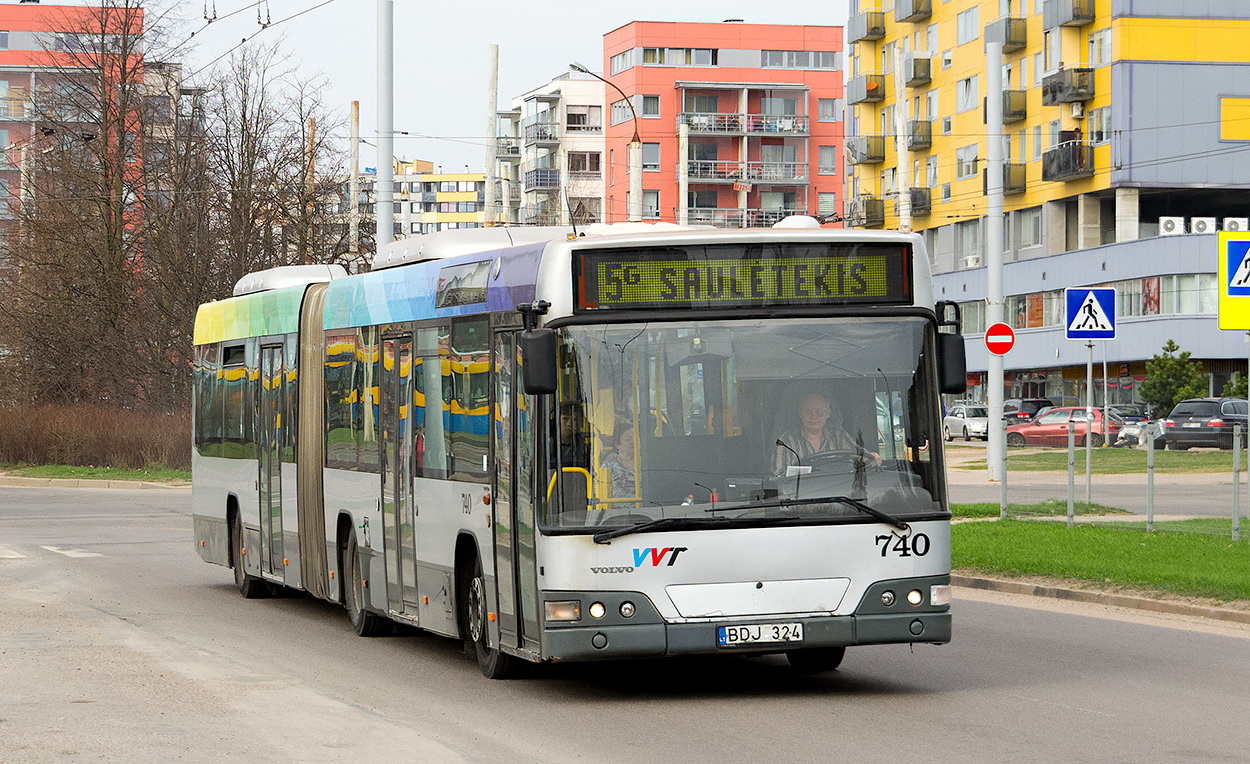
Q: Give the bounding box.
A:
[633,547,688,567]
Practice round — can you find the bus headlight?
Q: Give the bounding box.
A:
[588,602,606,619]
[930,585,951,606]
[545,600,581,622]
[907,589,924,606]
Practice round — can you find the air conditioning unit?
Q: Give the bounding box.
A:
[961,255,982,269]
[1070,102,1086,119]
[1159,216,1185,235]
[1190,217,1217,234]
[1224,217,1249,232]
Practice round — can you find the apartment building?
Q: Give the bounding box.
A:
[602,20,845,227]
[357,160,488,242]
[846,0,1250,404]
[495,72,606,226]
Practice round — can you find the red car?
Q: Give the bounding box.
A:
[1006,406,1123,447]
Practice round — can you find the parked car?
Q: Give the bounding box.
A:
[1002,398,1055,423]
[1109,404,1148,423]
[944,404,990,441]
[1163,398,1249,450]
[1006,406,1124,447]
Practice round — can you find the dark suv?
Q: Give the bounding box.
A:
[1002,398,1054,423]
[1164,398,1249,450]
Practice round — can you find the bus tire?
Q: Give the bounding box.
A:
[463,554,516,679]
[345,532,389,637]
[786,646,845,673]
[231,510,268,599]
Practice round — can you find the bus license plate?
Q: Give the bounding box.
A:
[717,622,804,647]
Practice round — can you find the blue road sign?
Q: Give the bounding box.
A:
[1065,288,1116,340]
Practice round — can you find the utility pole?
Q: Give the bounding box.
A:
[894,46,910,232]
[376,0,394,251]
[350,101,360,259]
[485,44,499,227]
[986,41,1006,482]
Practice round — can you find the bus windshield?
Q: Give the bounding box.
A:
[546,316,946,532]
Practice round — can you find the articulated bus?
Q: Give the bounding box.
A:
[191,219,967,678]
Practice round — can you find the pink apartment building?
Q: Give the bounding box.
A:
[602,21,844,227]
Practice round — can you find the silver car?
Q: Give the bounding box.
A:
[944,404,989,442]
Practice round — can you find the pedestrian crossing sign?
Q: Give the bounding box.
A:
[1065,287,1116,340]
[1218,231,1250,329]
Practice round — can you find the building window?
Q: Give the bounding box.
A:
[1033,52,1043,88]
[762,50,840,69]
[610,99,632,126]
[642,190,659,219]
[684,94,718,113]
[0,32,9,51]
[568,151,601,175]
[641,95,660,118]
[609,149,614,185]
[688,188,718,208]
[642,142,660,171]
[818,98,845,122]
[1088,29,1112,66]
[926,156,938,188]
[956,144,978,180]
[942,116,952,135]
[1021,206,1042,247]
[925,90,938,120]
[818,145,838,175]
[957,219,980,262]
[645,47,718,66]
[1089,106,1111,145]
[818,192,838,217]
[566,105,602,131]
[1045,29,1061,70]
[1049,120,1060,147]
[941,49,952,69]
[942,183,951,202]
[1032,125,1042,160]
[761,97,798,115]
[956,8,980,46]
[955,76,978,113]
[610,50,634,74]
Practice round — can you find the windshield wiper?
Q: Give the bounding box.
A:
[827,496,909,531]
[592,516,728,544]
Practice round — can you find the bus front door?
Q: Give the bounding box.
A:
[380,334,420,618]
[492,331,541,654]
[257,345,284,577]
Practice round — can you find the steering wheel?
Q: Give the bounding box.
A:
[804,449,881,473]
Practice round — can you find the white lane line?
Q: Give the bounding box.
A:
[0,546,26,559]
[40,546,104,558]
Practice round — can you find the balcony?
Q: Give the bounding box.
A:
[905,54,931,87]
[688,207,745,227]
[565,122,601,134]
[1041,67,1095,104]
[686,160,744,182]
[523,169,560,191]
[906,120,931,151]
[523,208,561,226]
[847,11,886,43]
[895,0,931,23]
[895,188,931,216]
[847,74,886,105]
[846,135,886,165]
[747,208,806,227]
[1042,141,1093,181]
[983,162,1027,195]
[496,137,521,160]
[1043,0,1095,29]
[846,196,885,229]
[986,17,1027,53]
[1001,89,1027,123]
[745,161,808,184]
[745,114,809,135]
[523,121,560,145]
[678,112,745,134]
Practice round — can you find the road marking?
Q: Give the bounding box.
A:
[0,547,26,559]
[40,546,103,558]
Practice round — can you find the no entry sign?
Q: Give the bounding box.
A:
[985,322,1015,356]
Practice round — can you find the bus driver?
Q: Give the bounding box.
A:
[774,392,881,476]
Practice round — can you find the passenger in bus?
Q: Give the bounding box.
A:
[552,402,590,468]
[602,425,637,498]
[774,392,881,476]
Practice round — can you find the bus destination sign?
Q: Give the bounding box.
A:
[575,244,912,312]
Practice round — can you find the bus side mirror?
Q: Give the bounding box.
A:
[519,329,558,395]
[937,333,967,395]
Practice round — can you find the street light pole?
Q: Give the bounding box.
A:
[570,61,642,222]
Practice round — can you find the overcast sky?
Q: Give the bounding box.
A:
[169,0,850,173]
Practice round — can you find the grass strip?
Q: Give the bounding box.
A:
[956,448,1238,474]
[952,499,1130,519]
[0,463,191,482]
[952,519,1250,602]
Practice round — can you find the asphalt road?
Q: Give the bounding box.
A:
[1,485,1248,763]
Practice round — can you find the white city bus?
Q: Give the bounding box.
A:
[191,219,967,678]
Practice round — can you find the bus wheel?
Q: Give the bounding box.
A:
[463,554,516,679]
[232,512,268,599]
[345,533,389,637]
[786,646,845,673]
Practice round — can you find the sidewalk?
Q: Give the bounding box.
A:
[0,475,188,490]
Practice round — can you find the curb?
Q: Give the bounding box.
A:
[0,476,189,490]
[952,574,1250,626]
